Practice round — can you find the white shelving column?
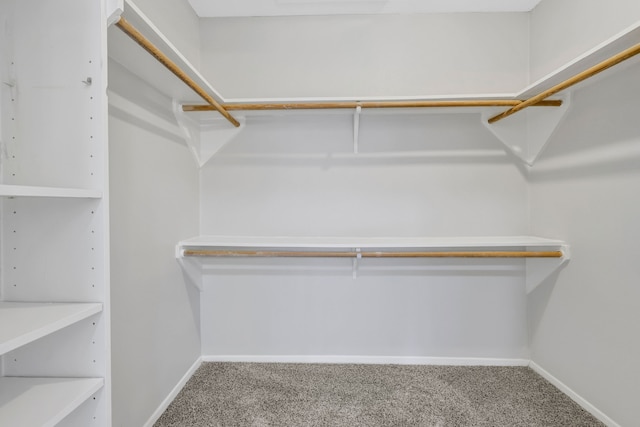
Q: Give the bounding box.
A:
[0,0,110,426]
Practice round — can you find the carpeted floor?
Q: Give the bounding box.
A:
[154,362,604,427]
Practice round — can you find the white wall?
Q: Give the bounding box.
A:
[198,110,531,359]
[528,60,640,426]
[530,0,640,82]
[199,13,530,99]
[108,62,200,427]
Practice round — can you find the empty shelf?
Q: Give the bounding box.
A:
[0,302,103,355]
[0,185,102,199]
[0,377,103,427]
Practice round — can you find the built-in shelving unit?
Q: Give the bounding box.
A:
[0,377,104,427]
[0,0,110,425]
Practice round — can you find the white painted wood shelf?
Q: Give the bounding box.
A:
[178,235,567,252]
[0,185,102,199]
[107,0,224,104]
[0,302,103,355]
[176,236,569,292]
[0,377,103,427]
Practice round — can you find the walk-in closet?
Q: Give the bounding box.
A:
[1,0,639,425]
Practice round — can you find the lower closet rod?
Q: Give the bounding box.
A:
[183,250,563,258]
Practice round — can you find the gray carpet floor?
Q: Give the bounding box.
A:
[154,362,604,427]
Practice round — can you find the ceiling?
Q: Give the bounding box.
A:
[187,0,544,18]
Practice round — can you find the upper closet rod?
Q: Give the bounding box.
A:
[183,249,563,258]
[182,99,562,112]
[489,41,640,123]
[114,17,240,127]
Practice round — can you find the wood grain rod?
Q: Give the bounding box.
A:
[489,42,640,123]
[183,249,563,258]
[115,17,240,127]
[183,99,562,112]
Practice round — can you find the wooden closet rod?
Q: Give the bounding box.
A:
[182,99,562,112]
[114,17,240,127]
[489,41,640,123]
[183,249,563,258]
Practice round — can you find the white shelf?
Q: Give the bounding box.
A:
[0,302,103,355]
[519,21,640,98]
[107,0,224,104]
[0,377,103,427]
[176,235,570,293]
[0,185,102,199]
[178,235,566,251]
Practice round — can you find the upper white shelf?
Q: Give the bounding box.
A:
[107,1,640,113]
[179,235,566,251]
[519,22,640,98]
[0,302,103,355]
[0,377,103,427]
[107,0,224,104]
[0,185,102,199]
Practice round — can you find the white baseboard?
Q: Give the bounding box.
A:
[529,361,620,427]
[202,354,530,366]
[143,356,203,427]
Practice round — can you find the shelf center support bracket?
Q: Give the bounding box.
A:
[352,248,362,279]
[353,105,361,154]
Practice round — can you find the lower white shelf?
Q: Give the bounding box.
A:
[177,235,568,256]
[0,377,103,427]
[0,184,102,199]
[0,302,103,355]
[176,235,570,292]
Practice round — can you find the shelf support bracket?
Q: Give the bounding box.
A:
[481,94,571,166]
[525,244,571,293]
[353,105,361,154]
[175,246,203,291]
[352,248,361,279]
[173,101,245,167]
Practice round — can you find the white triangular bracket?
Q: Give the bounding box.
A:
[525,244,571,293]
[482,93,572,166]
[173,101,245,167]
[175,246,203,291]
